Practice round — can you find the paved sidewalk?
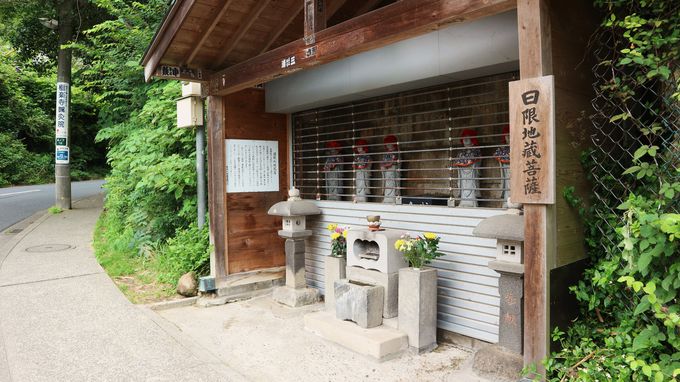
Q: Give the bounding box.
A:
[0,194,243,382]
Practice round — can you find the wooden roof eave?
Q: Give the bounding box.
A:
[141,0,196,82]
[144,0,518,92]
[208,0,518,96]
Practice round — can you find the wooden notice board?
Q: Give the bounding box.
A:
[509,75,555,204]
[223,89,288,274]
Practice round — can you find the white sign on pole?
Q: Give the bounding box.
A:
[225,139,279,193]
[55,146,69,164]
[55,82,69,163]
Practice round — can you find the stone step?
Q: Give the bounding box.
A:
[304,310,408,361]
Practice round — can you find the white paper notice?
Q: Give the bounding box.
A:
[225,139,279,193]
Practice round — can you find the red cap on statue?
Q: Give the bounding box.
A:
[460,129,479,146]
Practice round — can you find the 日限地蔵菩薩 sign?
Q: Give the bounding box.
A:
[509,75,555,205]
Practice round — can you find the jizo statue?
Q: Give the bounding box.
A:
[324,140,343,201]
[380,135,400,204]
[353,139,371,203]
[494,125,511,208]
[453,129,481,208]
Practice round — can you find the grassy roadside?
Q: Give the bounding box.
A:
[93,212,179,304]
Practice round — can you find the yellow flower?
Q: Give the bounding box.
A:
[327,223,338,232]
[423,232,437,240]
[331,232,341,240]
[394,239,404,250]
[342,230,348,238]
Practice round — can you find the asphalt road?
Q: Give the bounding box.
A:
[0,180,105,232]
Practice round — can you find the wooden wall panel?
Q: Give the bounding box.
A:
[224,88,288,274]
[550,0,597,268]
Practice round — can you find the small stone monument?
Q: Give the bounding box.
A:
[268,188,322,307]
[473,213,525,354]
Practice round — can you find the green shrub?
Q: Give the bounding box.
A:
[0,132,52,186]
[154,222,211,286]
[537,1,680,381]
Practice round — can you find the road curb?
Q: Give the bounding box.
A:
[145,296,199,311]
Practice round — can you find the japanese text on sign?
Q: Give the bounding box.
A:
[55,82,69,164]
[55,82,69,141]
[225,139,279,193]
[509,76,555,204]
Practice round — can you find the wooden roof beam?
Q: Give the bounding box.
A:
[352,0,385,18]
[184,0,235,66]
[215,0,272,67]
[259,2,304,54]
[259,0,347,55]
[304,0,326,45]
[208,0,516,95]
[143,0,196,82]
[325,0,348,20]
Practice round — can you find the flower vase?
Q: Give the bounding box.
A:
[398,267,438,353]
[324,256,346,311]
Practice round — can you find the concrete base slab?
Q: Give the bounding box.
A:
[273,286,320,307]
[304,310,408,361]
[472,345,523,382]
[196,268,285,307]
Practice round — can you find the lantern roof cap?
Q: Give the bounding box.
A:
[473,214,524,242]
[267,188,321,217]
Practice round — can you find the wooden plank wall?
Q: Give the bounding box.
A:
[223,89,289,274]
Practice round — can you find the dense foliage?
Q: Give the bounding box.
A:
[537,1,680,381]
[1,0,210,288]
[0,1,108,186]
[84,0,210,287]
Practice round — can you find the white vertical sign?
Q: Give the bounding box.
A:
[225,139,279,193]
[55,82,69,164]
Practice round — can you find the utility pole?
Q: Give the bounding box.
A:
[55,0,73,209]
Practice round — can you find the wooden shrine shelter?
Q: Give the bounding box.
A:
[142,0,598,370]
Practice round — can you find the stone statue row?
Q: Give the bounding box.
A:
[323,127,511,207]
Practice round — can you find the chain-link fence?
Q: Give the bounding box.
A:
[588,7,679,248]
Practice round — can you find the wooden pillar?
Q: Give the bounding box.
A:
[517,0,554,373]
[207,95,228,278]
[304,0,326,45]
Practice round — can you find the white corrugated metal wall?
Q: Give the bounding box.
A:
[304,201,504,343]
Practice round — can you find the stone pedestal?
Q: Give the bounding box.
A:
[285,239,306,289]
[335,279,384,328]
[346,266,399,318]
[272,286,320,307]
[488,260,524,354]
[272,237,320,307]
[398,268,438,353]
[324,256,346,311]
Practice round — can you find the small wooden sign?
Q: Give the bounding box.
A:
[509,75,555,205]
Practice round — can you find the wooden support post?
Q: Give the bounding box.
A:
[517,0,553,374]
[304,0,326,45]
[207,95,228,278]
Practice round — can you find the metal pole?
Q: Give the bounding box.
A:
[55,0,72,209]
[196,123,206,228]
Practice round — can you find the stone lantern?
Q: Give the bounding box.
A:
[268,188,322,307]
[473,213,524,355]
